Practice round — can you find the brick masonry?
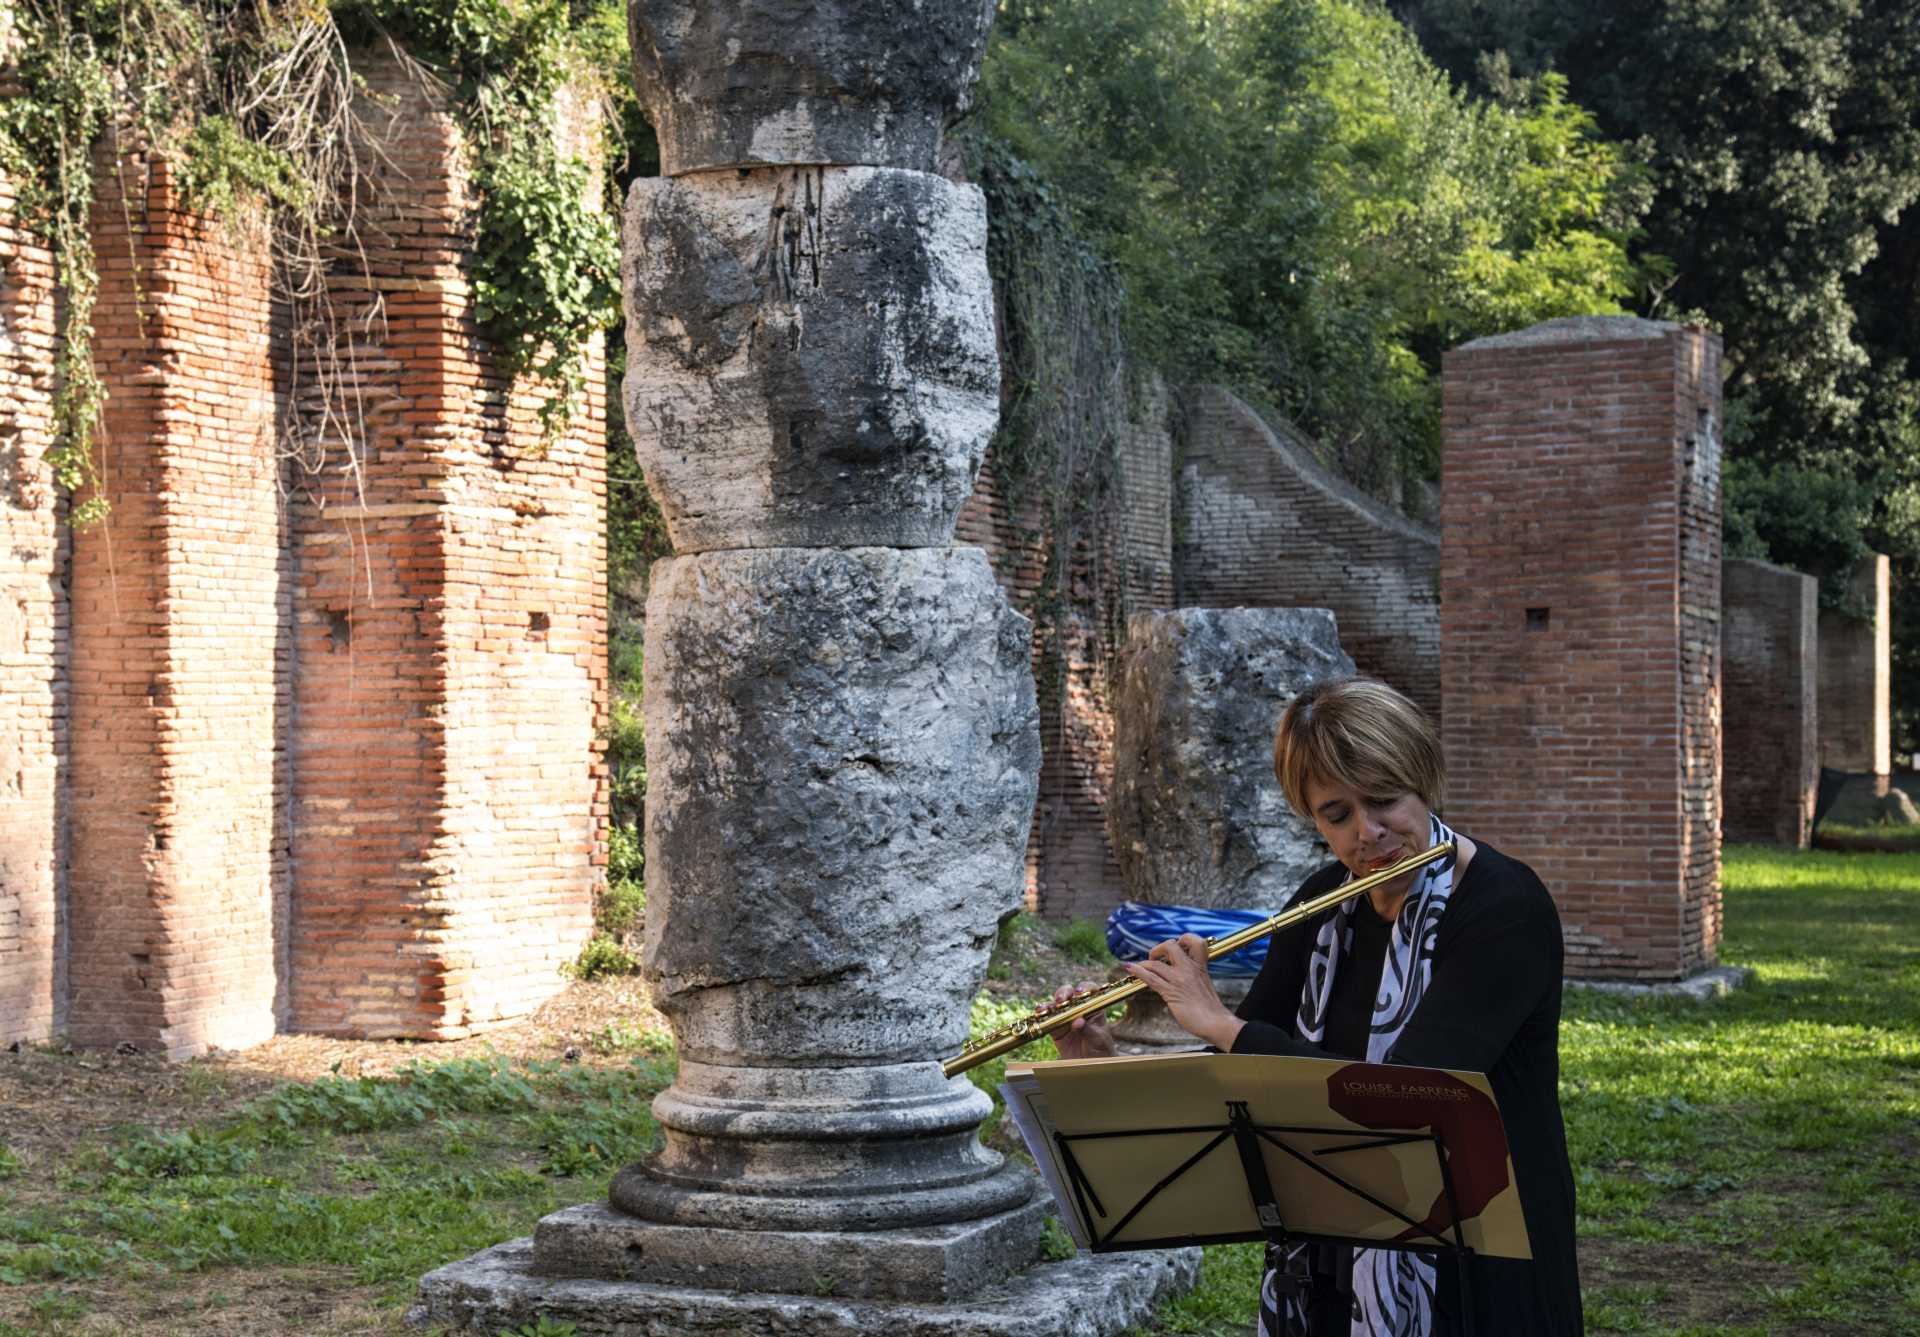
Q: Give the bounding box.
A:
[1175,386,1442,722]
[956,375,1175,921]
[64,152,287,1055]
[0,122,66,1049]
[1817,553,1890,777]
[1441,317,1723,980]
[0,51,605,1054]
[1722,558,1817,846]
[285,55,603,1039]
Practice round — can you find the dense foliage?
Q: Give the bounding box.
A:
[1398,0,1920,742]
[975,0,1654,495]
[0,0,624,516]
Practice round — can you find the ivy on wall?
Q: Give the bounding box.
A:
[0,0,624,518]
[967,131,1139,706]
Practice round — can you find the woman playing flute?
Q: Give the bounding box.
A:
[1056,676,1582,1337]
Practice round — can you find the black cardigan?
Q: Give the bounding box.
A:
[1229,840,1584,1337]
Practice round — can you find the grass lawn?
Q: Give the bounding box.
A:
[3,847,1917,1334]
[1142,845,1920,1336]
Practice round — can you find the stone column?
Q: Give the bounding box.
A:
[606,0,1040,1251]
[1106,608,1352,1043]
[414,5,1196,1324]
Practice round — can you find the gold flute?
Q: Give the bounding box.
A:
[942,842,1455,1079]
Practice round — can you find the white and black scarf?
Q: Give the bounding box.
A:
[1258,812,1460,1337]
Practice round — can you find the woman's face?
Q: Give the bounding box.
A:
[1302,774,1432,888]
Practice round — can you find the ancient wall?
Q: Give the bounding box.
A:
[0,54,605,1052]
[286,53,602,1038]
[955,375,1176,921]
[64,154,288,1056]
[0,126,66,1048]
[1817,553,1891,777]
[1723,558,1817,846]
[1442,317,1723,981]
[1176,386,1442,722]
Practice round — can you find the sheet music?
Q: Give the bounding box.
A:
[999,1066,1092,1249]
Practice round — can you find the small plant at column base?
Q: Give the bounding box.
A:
[1051,917,1114,966]
[501,1316,579,1337]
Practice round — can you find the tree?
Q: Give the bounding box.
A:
[1399,0,1920,745]
[976,0,1651,497]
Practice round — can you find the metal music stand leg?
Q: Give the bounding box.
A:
[1431,1131,1478,1337]
[1226,1100,1292,1246]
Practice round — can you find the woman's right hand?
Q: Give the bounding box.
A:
[1050,982,1117,1060]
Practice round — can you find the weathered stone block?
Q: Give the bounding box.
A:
[1107,608,1354,912]
[628,0,997,174]
[411,1232,1200,1336]
[622,167,997,551]
[642,545,1038,1063]
[624,546,1039,1232]
[534,1196,1049,1302]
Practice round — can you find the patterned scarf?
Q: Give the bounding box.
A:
[1258,812,1460,1337]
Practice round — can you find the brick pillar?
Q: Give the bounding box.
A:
[1723,558,1817,846]
[1442,316,1723,980]
[0,143,66,1047]
[1818,553,1890,778]
[286,51,602,1037]
[953,374,1176,922]
[66,155,288,1056]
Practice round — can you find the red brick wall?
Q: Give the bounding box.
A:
[66,154,286,1055]
[955,375,1175,921]
[285,52,601,1037]
[1817,554,1890,776]
[2,50,604,1049]
[1441,318,1723,980]
[1176,387,1442,722]
[1723,557,1816,846]
[0,146,67,1048]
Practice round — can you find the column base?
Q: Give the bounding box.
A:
[534,1196,1047,1302]
[409,1227,1198,1337]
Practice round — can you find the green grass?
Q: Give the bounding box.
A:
[1043,845,1920,1336]
[0,1052,676,1330]
[6,849,1916,1335]
[1559,845,1920,1336]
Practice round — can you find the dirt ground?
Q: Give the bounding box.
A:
[0,938,1101,1337]
[0,973,667,1174]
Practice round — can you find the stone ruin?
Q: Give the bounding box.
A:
[1442,317,1724,980]
[0,47,606,1056]
[1104,608,1352,1043]
[409,2,1195,1330]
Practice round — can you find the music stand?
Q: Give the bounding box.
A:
[1002,1052,1530,1337]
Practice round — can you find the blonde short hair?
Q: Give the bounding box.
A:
[1272,677,1444,819]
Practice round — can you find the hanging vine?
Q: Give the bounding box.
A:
[0,0,623,520]
[968,131,1140,704]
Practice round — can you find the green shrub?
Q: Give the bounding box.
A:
[567,933,639,982]
[1051,918,1112,966]
[110,1130,258,1181]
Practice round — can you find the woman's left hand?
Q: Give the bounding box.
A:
[1125,934,1245,1052]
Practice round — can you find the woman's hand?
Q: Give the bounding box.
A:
[1125,934,1245,1052]
[1050,982,1118,1060]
